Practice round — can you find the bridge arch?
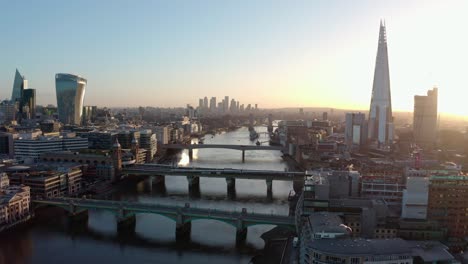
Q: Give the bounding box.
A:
[183,216,237,228]
[130,211,178,222]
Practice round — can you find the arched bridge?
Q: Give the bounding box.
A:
[33,198,295,243]
[163,144,285,162]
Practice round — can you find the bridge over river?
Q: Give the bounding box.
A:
[33,198,295,244]
[122,164,307,196]
[163,144,285,162]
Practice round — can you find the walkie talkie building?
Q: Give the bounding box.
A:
[55,73,87,125]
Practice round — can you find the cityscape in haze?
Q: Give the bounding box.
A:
[1,1,468,264]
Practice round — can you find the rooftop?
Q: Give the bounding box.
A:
[308,212,349,234]
[406,240,454,262]
[311,238,411,256]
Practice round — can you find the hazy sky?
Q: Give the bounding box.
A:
[1,0,467,115]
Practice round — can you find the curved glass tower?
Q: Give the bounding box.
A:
[55,73,87,125]
[11,69,27,103]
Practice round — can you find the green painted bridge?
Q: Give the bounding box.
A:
[33,198,295,243]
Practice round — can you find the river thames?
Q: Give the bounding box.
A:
[0,126,293,264]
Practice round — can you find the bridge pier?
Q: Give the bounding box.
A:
[153,175,167,196]
[176,222,192,240]
[176,204,191,240]
[266,178,273,196]
[187,176,200,196]
[67,209,88,226]
[67,201,88,222]
[188,149,193,161]
[236,227,247,245]
[226,177,235,191]
[293,179,304,194]
[226,177,236,199]
[154,175,165,185]
[242,150,245,163]
[117,214,136,234]
[236,211,247,245]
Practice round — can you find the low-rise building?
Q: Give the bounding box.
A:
[308,238,413,264]
[7,164,83,198]
[0,173,31,229]
[14,134,88,163]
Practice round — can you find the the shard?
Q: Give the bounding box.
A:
[368,21,394,145]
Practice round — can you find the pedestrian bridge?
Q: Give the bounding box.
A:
[32,198,295,243]
[163,144,285,162]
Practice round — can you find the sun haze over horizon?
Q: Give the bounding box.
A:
[1,0,467,116]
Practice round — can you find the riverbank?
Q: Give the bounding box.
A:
[0,215,32,233]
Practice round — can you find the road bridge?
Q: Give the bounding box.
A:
[163,144,285,162]
[33,198,295,244]
[122,164,307,196]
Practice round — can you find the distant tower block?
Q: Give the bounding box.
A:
[368,20,394,145]
[413,88,438,149]
[322,112,328,121]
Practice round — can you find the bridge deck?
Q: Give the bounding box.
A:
[163,144,285,151]
[33,198,295,227]
[123,164,306,180]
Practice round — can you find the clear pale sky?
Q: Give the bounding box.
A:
[0,0,467,115]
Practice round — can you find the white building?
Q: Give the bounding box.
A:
[140,129,157,159]
[401,176,429,219]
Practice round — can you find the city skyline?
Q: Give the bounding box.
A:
[1,1,467,116]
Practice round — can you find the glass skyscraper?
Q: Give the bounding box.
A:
[21,88,36,119]
[55,73,87,125]
[368,21,394,145]
[11,69,27,103]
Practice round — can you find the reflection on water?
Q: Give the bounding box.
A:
[0,126,292,264]
[178,152,190,166]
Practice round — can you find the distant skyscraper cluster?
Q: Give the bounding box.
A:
[368,21,394,147]
[0,70,88,126]
[196,95,258,115]
[9,69,36,120]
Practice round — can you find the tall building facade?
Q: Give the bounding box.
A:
[21,88,36,119]
[11,69,27,103]
[55,73,87,125]
[413,88,438,148]
[368,21,394,146]
[224,96,229,113]
[203,96,208,109]
[345,112,367,150]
